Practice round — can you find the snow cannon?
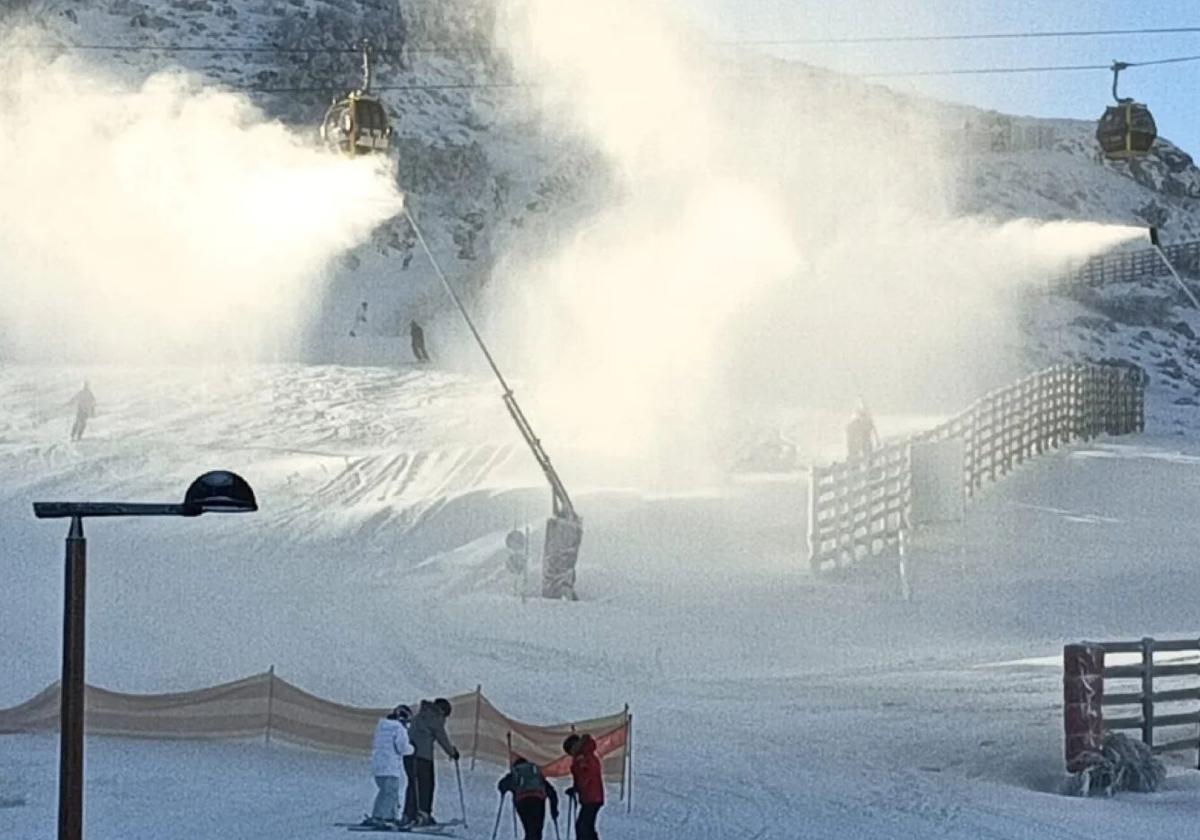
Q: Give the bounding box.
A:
[400,205,584,601]
[542,514,583,601]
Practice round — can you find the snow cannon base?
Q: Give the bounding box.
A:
[541,515,583,600]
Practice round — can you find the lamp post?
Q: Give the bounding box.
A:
[33,470,258,840]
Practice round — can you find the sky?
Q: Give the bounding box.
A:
[687,0,1200,155]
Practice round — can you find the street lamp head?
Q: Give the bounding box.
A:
[182,471,257,516]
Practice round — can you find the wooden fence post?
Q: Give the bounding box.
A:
[470,683,483,770]
[807,466,820,572]
[1141,637,1155,749]
[626,712,633,814]
[619,704,629,803]
[1063,643,1105,772]
[265,664,275,747]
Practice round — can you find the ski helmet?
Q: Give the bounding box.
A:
[562,734,581,755]
[434,697,452,718]
[391,704,412,722]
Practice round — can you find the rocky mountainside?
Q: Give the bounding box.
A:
[7,0,1200,369]
[7,0,606,359]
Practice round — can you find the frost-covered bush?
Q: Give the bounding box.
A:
[1063,732,1166,797]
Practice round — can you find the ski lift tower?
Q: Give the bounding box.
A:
[403,207,582,600]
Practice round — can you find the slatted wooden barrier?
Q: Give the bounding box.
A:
[1051,240,1200,290]
[808,363,1145,571]
[1064,638,1200,770]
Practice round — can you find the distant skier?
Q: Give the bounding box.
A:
[563,734,604,840]
[410,319,430,363]
[67,381,96,442]
[361,704,414,829]
[350,301,369,337]
[402,698,460,827]
[497,756,559,840]
[845,398,880,461]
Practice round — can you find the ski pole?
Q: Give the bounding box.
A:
[552,810,562,840]
[490,794,505,840]
[454,758,469,829]
[566,795,575,840]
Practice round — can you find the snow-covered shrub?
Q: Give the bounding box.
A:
[1063,732,1166,797]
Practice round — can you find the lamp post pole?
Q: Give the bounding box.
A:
[59,515,85,840]
[36,470,257,840]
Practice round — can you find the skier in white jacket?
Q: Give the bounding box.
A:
[364,705,414,828]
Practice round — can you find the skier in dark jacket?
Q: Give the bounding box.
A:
[401,698,459,827]
[498,756,559,840]
[68,381,96,441]
[350,301,368,337]
[563,734,604,840]
[410,319,430,362]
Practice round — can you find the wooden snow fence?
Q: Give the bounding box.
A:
[0,669,633,797]
[1048,239,1200,290]
[807,363,1145,572]
[1064,639,1200,771]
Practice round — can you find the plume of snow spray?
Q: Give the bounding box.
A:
[0,44,403,362]
[491,0,1143,478]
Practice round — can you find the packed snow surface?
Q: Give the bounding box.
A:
[3,365,1200,839]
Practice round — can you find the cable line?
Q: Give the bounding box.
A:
[729,25,1200,46]
[860,53,1200,78]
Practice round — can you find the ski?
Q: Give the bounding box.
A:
[344,827,455,836]
[336,818,462,836]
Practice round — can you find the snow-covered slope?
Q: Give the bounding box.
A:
[6,4,1200,839]
[6,388,1200,839]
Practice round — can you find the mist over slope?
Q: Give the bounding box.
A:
[6,0,1198,359]
[3,1,1198,464]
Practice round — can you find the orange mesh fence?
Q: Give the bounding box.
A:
[0,671,631,786]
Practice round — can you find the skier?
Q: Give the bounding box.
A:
[497,756,559,840]
[401,698,460,827]
[845,398,880,461]
[67,381,96,442]
[410,319,430,363]
[350,302,369,337]
[362,704,414,829]
[562,734,604,840]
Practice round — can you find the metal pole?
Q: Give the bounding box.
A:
[402,205,576,520]
[403,206,511,392]
[454,759,468,829]
[58,516,86,840]
[1151,241,1200,311]
[490,795,504,840]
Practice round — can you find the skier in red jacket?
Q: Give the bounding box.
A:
[562,734,604,840]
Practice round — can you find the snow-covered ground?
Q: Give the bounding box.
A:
[4,365,1200,839]
[6,3,1200,838]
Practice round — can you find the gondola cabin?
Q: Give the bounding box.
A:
[321,91,392,157]
[1096,101,1157,160]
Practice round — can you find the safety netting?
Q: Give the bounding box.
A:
[0,670,631,785]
